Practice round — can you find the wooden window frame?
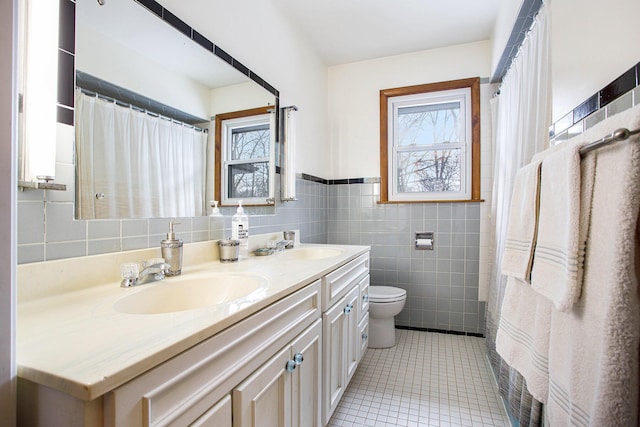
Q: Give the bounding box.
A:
[214,105,273,207]
[379,77,481,203]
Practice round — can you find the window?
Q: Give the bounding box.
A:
[380,78,480,202]
[215,106,275,206]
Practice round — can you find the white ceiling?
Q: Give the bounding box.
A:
[273,0,501,66]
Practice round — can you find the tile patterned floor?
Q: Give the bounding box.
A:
[328,329,510,427]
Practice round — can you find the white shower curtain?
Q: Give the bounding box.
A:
[485,3,551,426]
[75,91,208,219]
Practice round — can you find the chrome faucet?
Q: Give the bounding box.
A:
[274,240,294,252]
[120,260,171,288]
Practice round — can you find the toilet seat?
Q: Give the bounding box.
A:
[369,286,406,303]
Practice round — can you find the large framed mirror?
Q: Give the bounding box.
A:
[72,0,279,219]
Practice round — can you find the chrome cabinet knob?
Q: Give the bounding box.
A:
[362,332,368,341]
[286,360,296,372]
[344,305,352,315]
[363,294,369,302]
[294,352,304,365]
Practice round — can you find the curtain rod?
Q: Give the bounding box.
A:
[579,127,640,157]
[76,87,208,133]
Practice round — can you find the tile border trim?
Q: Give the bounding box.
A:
[396,325,485,338]
[550,61,640,143]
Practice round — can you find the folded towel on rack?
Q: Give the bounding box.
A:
[501,159,542,281]
[496,275,553,402]
[529,139,594,312]
[545,103,640,426]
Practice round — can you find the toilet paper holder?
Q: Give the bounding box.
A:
[415,232,434,250]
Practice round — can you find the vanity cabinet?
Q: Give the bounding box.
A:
[17,246,371,427]
[191,395,232,427]
[321,253,370,425]
[233,319,322,427]
[105,281,321,426]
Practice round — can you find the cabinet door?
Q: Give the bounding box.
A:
[322,296,347,424]
[190,394,232,427]
[344,285,360,383]
[358,313,369,363]
[291,319,322,427]
[359,275,370,320]
[233,346,292,427]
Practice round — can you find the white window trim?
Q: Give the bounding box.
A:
[221,113,272,206]
[387,87,472,202]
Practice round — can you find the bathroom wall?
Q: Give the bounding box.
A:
[17,165,328,263]
[0,0,16,421]
[325,40,495,335]
[550,0,640,122]
[328,183,485,334]
[159,0,331,179]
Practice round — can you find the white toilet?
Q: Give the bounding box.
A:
[368,286,407,348]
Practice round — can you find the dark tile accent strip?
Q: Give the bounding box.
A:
[57,51,75,108]
[135,0,163,17]
[233,60,250,77]
[250,73,266,89]
[192,30,214,52]
[57,106,74,126]
[552,61,640,140]
[600,66,636,108]
[131,0,278,96]
[300,173,328,184]
[263,81,279,97]
[58,0,75,54]
[572,94,599,123]
[298,174,381,186]
[396,325,485,338]
[214,46,233,65]
[162,9,191,38]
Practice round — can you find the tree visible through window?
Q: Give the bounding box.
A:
[228,123,270,199]
[214,106,274,206]
[380,78,481,202]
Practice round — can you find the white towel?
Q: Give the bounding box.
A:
[501,159,542,281]
[546,104,640,426]
[496,276,553,401]
[530,140,590,312]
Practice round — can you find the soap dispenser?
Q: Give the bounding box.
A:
[209,200,223,217]
[231,200,249,246]
[161,219,183,276]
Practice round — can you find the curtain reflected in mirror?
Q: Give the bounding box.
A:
[75,90,208,219]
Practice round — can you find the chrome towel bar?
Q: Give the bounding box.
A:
[579,127,640,157]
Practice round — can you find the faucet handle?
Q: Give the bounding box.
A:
[144,258,166,269]
[120,262,140,288]
[120,262,140,280]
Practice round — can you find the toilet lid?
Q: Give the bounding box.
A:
[369,286,407,303]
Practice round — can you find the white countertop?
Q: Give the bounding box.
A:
[17,238,369,401]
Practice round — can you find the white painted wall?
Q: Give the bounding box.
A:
[327,40,493,179]
[0,0,17,423]
[158,0,330,178]
[551,0,640,122]
[209,82,275,118]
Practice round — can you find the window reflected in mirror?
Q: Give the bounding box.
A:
[215,106,276,206]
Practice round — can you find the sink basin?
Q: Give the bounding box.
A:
[279,247,344,260]
[114,273,267,315]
